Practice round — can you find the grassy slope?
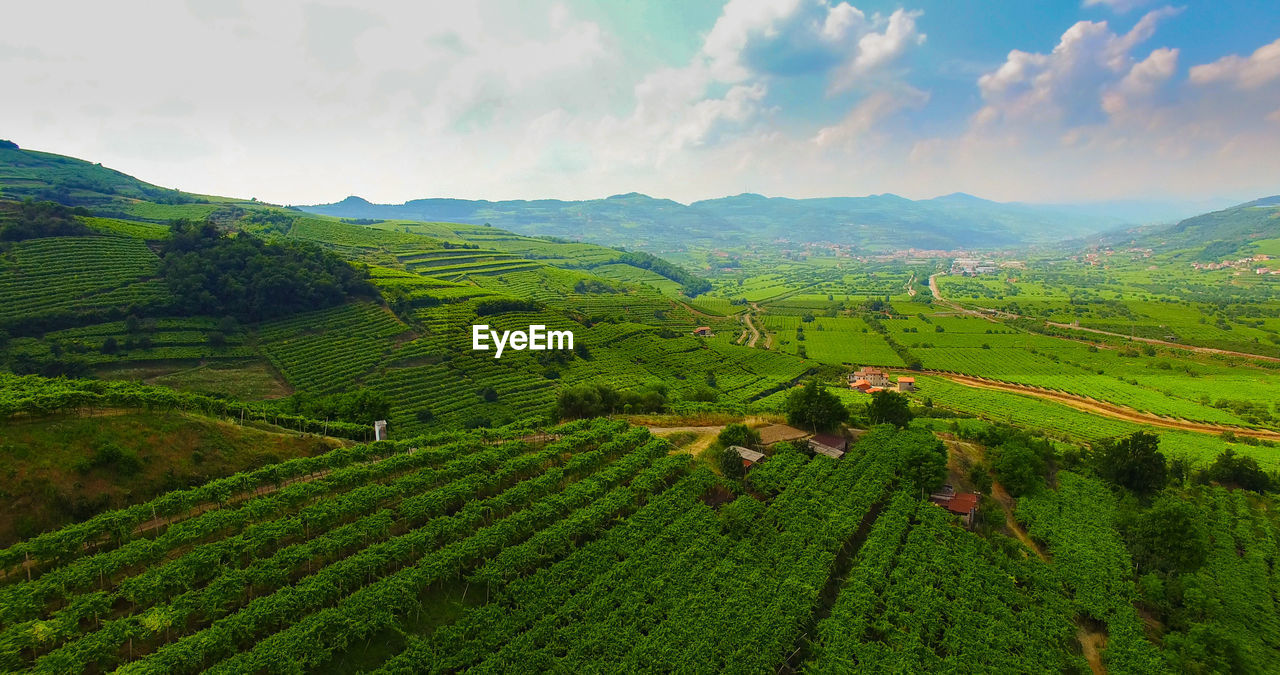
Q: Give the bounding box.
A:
[0,409,345,545]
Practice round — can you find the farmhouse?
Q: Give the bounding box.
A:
[929,485,979,527]
[809,433,847,459]
[850,367,889,388]
[731,446,765,468]
[850,379,872,393]
[896,377,915,392]
[693,326,712,337]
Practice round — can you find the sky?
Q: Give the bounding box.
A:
[2,0,1279,206]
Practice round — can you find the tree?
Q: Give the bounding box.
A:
[867,390,912,428]
[991,441,1046,496]
[1202,449,1271,492]
[785,379,848,433]
[100,337,120,355]
[719,446,746,479]
[1094,431,1167,496]
[1126,495,1210,574]
[717,423,760,450]
[899,435,947,492]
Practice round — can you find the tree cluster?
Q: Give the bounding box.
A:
[554,383,667,419]
[0,200,94,241]
[615,250,712,296]
[278,389,392,425]
[159,220,375,322]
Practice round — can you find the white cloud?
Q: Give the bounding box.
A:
[907,10,1280,203]
[0,0,1270,207]
[813,87,929,148]
[1101,46,1178,116]
[832,10,926,92]
[975,7,1179,127]
[1189,37,1280,89]
[593,1,926,170]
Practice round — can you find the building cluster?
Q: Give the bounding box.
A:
[848,367,915,394]
[950,258,998,275]
[1191,254,1276,273]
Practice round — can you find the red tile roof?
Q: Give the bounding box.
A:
[898,377,915,383]
[939,492,978,515]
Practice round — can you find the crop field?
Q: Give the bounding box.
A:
[468,268,711,329]
[80,216,171,240]
[286,218,430,249]
[1016,473,1163,672]
[909,374,1280,469]
[587,263,683,294]
[117,201,223,222]
[762,315,904,367]
[0,237,163,321]
[0,422,1145,673]
[377,304,811,433]
[259,302,413,393]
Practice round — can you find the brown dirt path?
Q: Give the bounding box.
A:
[929,371,1280,441]
[1078,626,1109,675]
[744,311,762,348]
[1047,322,1280,363]
[932,272,1277,364]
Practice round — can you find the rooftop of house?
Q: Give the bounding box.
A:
[933,492,979,515]
[731,446,765,463]
[810,433,847,450]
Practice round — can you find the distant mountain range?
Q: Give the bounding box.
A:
[299,191,1230,252]
[0,140,1268,254]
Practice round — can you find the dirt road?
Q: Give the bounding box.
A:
[1046,322,1280,363]
[930,274,1278,364]
[744,312,762,348]
[930,371,1280,441]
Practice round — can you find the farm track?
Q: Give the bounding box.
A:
[1045,322,1280,363]
[744,310,762,348]
[931,271,1280,364]
[1077,625,1109,675]
[929,371,1280,440]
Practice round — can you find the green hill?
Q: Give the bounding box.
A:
[0,145,803,437]
[1127,197,1280,257]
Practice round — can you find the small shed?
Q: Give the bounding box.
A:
[694,326,712,336]
[929,487,979,527]
[896,377,915,392]
[374,420,388,441]
[809,433,847,459]
[731,445,765,467]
